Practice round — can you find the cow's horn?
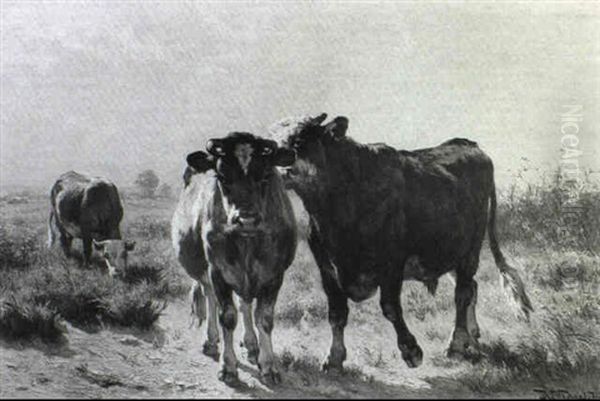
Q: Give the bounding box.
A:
[206,139,225,156]
[311,113,328,126]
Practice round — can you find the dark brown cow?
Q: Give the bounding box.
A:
[270,113,533,370]
[48,171,135,275]
[172,132,297,384]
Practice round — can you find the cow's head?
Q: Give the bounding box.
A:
[92,239,136,276]
[271,113,349,190]
[186,132,295,235]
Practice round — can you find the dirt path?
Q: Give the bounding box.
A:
[1,296,540,399]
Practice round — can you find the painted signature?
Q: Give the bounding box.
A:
[533,388,597,400]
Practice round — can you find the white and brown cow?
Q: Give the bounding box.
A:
[172,132,297,384]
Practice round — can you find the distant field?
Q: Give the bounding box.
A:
[1,178,599,398]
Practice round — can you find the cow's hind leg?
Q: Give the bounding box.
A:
[447,256,481,358]
[191,281,207,326]
[239,299,259,365]
[447,212,486,358]
[255,281,282,384]
[380,267,423,368]
[199,272,220,361]
[211,269,239,384]
[467,280,480,340]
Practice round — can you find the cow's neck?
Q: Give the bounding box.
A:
[297,139,367,233]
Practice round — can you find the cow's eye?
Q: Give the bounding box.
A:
[292,141,302,150]
[262,147,273,156]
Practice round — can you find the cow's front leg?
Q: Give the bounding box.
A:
[321,269,348,372]
[82,234,92,268]
[380,275,423,368]
[211,268,239,384]
[308,228,348,372]
[255,281,282,384]
[239,299,259,365]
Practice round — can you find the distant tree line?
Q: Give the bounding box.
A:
[134,169,172,199]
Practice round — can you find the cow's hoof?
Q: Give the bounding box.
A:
[445,347,463,359]
[321,357,344,374]
[260,368,281,385]
[202,341,220,361]
[218,368,238,385]
[446,343,481,361]
[446,347,481,361]
[400,344,423,368]
[446,331,480,360]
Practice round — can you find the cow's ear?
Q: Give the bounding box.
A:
[93,239,105,251]
[186,151,215,173]
[273,148,296,167]
[325,116,348,140]
[206,138,226,157]
[124,240,136,251]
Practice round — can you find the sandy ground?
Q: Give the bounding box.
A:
[1,293,540,399]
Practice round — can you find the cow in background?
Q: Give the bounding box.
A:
[48,171,135,276]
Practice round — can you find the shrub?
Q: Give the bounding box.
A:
[450,285,600,394]
[0,296,65,342]
[0,225,40,271]
[497,169,600,253]
[105,283,166,329]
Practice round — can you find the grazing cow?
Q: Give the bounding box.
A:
[48,171,135,275]
[171,132,297,384]
[270,113,533,370]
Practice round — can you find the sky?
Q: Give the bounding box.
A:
[1,1,598,193]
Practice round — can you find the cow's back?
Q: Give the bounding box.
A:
[80,179,123,230]
[171,168,212,281]
[51,171,123,237]
[400,139,494,268]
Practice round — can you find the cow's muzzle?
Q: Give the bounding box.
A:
[233,214,261,227]
[230,210,262,235]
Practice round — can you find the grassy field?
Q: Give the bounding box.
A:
[1,175,599,398]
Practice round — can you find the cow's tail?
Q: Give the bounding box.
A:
[48,183,59,249]
[48,209,56,249]
[488,181,534,321]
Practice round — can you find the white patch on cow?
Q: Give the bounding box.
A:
[234,143,254,175]
[217,183,240,226]
[266,115,313,145]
